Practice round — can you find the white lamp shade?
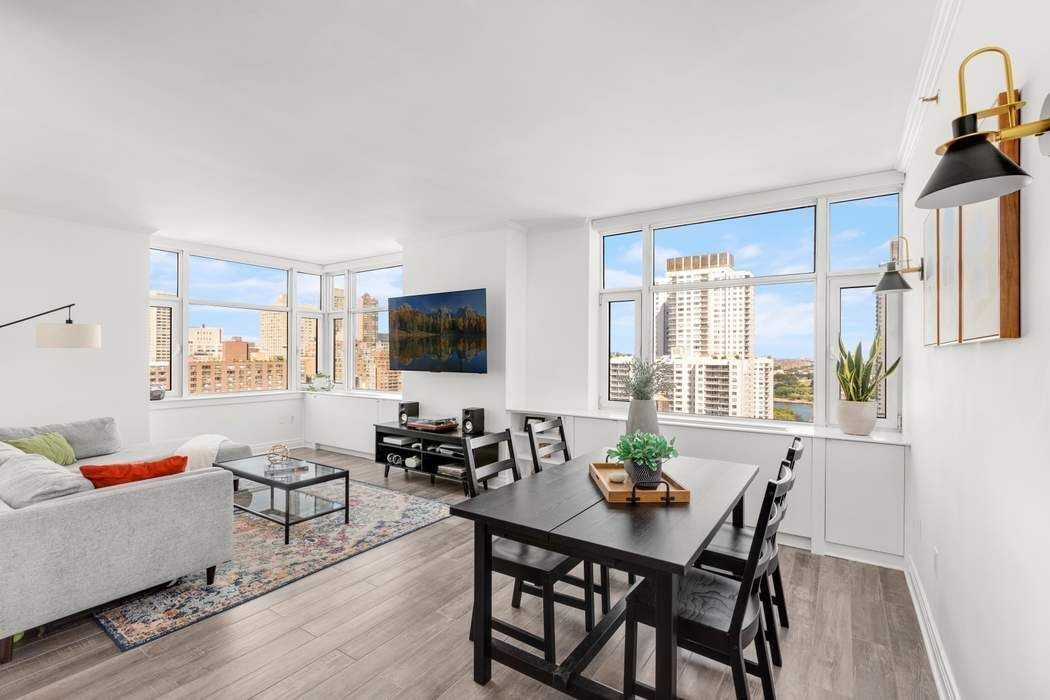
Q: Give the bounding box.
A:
[36,323,102,348]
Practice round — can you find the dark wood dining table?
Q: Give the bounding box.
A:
[450,449,759,700]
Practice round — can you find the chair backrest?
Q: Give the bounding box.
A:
[525,417,571,473]
[785,436,804,469]
[464,429,521,497]
[774,437,803,517]
[731,465,793,633]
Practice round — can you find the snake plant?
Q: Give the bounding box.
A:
[836,334,901,402]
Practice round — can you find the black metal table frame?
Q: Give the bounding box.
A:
[218,459,350,545]
[471,498,747,700]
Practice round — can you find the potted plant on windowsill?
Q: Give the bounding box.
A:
[835,335,900,436]
[623,357,673,436]
[607,431,678,489]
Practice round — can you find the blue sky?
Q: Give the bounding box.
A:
[604,194,898,359]
[150,255,406,339]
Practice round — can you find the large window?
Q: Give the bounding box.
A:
[599,187,901,428]
[184,256,290,395]
[149,249,315,397]
[149,247,404,397]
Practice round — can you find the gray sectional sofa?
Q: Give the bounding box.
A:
[0,418,250,663]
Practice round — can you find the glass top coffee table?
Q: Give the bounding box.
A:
[215,455,349,544]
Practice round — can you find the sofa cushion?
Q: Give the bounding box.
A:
[80,455,188,488]
[0,453,94,508]
[0,441,23,467]
[4,432,76,466]
[0,417,122,460]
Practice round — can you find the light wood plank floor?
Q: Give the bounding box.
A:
[1,448,937,699]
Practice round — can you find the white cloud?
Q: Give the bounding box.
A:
[833,227,865,242]
[755,292,815,339]
[653,245,682,274]
[736,243,762,261]
[603,269,643,288]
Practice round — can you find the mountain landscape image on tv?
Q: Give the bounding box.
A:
[389,288,487,373]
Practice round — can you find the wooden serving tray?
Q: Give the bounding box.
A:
[589,462,691,504]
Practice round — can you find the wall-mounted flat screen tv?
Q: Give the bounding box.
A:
[389,288,487,373]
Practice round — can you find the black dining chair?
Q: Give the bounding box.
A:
[465,429,598,663]
[698,436,803,667]
[525,418,621,619]
[623,468,792,700]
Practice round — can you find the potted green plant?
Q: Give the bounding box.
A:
[623,357,673,435]
[835,335,901,436]
[607,431,678,489]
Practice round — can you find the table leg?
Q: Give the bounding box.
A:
[732,494,746,528]
[653,571,678,700]
[284,495,291,545]
[473,522,492,685]
[344,476,350,525]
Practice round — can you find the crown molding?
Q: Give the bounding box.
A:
[896,0,964,171]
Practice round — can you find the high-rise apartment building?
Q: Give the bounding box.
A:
[258,294,288,360]
[656,253,774,419]
[187,325,222,357]
[609,354,632,402]
[352,291,400,391]
[149,306,172,389]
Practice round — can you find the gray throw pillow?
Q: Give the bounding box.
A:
[0,453,94,508]
[0,417,122,460]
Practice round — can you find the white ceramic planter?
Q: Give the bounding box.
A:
[838,400,877,436]
[626,399,660,435]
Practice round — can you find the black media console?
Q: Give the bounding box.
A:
[374,421,497,496]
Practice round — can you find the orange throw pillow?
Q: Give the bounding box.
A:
[80,455,188,488]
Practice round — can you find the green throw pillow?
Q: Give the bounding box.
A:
[4,432,76,466]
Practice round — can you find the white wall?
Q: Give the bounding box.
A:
[0,210,149,443]
[150,395,304,451]
[400,227,526,432]
[524,220,593,410]
[901,6,1050,696]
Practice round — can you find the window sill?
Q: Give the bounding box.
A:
[304,389,403,401]
[149,390,305,410]
[506,405,909,446]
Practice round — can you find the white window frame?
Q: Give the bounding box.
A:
[599,289,642,405]
[348,262,402,394]
[149,240,328,398]
[594,176,904,430]
[148,246,183,397]
[320,255,403,396]
[296,311,324,386]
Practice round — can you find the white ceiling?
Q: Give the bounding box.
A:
[0,1,936,263]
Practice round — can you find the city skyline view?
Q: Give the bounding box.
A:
[604,193,898,361]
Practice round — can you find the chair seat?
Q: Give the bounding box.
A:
[492,537,578,576]
[630,568,762,634]
[700,523,779,575]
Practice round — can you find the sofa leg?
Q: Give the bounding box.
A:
[206,566,217,585]
[1,635,13,664]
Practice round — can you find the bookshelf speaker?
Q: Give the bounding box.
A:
[461,407,485,435]
[398,401,419,426]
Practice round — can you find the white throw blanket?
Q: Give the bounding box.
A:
[176,434,228,470]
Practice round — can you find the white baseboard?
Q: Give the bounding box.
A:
[777,533,905,570]
[249,438,306,455]
[905,554,959,700]
[310,443,374,461]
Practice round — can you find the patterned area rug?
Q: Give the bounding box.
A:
[94,479,449,651]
